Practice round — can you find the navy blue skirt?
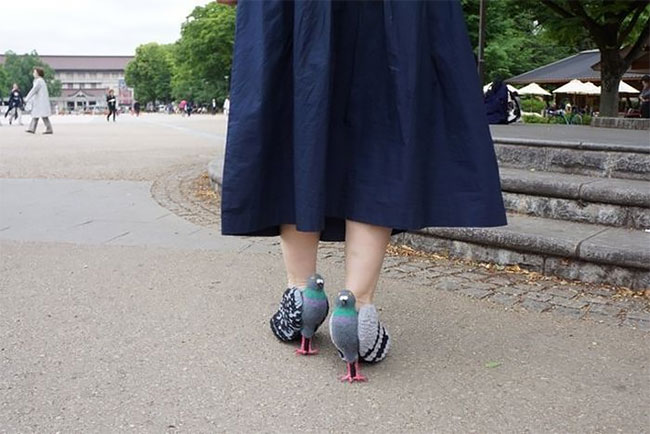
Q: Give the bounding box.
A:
[221,0,507,242]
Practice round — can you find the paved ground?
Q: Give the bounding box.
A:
[1,114,649,433]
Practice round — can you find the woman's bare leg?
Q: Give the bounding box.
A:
[280,224,320,288]
[344,220,392,306]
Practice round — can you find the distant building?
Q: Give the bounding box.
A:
[507,36,649,87]
[0,55,134,112]
[507,49,647,86]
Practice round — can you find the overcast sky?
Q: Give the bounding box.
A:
[0,0,212,56]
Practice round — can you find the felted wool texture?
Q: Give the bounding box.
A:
[358,304,390,363]
[270,287,303,342]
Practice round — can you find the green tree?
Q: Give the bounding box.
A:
[0,66,9,99]
[125,43,174,105]
[461,0,593,84]
[536,0,650,117]
[2,51,61,98]
[171,3,236,105]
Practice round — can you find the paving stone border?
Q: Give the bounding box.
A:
[592,117,650,131]
[378,250,650,331]
[154,163,650,332]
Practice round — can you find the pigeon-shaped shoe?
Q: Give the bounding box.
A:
[270,287,303,342]
[329,290,367,383]
[296,274,329,355]
[358,304,391,363]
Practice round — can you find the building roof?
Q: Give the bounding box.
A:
[592,35,650,74]
[0,55,133,71]
[507,49,646,85]
[62,89,111,98]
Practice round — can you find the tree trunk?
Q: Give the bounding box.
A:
[598,49,625,118]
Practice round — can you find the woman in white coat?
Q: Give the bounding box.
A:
[24,67,53,134]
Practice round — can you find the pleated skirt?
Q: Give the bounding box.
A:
[221,0,508,241]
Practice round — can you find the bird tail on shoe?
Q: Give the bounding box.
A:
[358,304,391,363]
[270,287,303,342]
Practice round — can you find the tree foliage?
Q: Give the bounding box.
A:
[1,51,62,98]
[460,0,594,84]
[124,0,647,118]
[0,67,9,99]
[125,4,235,106]
[171,3,236,105]
[460,0,649,117]
[125,43,174,104]
[534,0,650,116]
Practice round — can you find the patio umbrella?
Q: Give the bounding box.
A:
[619,81,640,94]
[517,82,551,96]
[553,79,590,94]
[582,82,601,95]
[593,81,639,95]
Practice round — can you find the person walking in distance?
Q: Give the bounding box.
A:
[106,89,118,122]
[640,75,650,119]
[5,83,24,125]
[223,96,230,116]
[24,68,53,135]
[133,100,141,117]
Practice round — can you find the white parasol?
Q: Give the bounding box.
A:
[553,79,590,95]
[517,82,551,96]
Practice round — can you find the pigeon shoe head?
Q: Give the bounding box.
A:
[307,274,325,291]
[335,290,356,309]
[307,273,325,292]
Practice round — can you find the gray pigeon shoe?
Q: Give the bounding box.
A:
[358,304,391,363]
[296,274,329,355]
[330,290,367,382]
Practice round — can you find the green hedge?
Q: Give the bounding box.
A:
[522,114,592,125]
[522,114,549,123]
[520,98,546,113]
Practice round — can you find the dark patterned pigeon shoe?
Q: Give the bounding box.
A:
[270,287,303,342]
[358,304,390,363]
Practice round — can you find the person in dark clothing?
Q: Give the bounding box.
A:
[133,100,141,117]
[219,0,508,376]
[4,83,24,125]
[640,75,650,119]
[185,101,193,117]
[484,79,509,124]
[106,89,117,122]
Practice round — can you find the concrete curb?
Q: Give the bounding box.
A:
[207,157,223,195]
[494,143,650,181]
[421,214,650,271]
[394,231,650,290]
[493,137,650,154]
[500,168,650,207]
[591,117,650,131]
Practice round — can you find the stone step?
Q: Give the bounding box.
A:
[499,168,650,229]
[493,137,650,181]
[393,214,650,289]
